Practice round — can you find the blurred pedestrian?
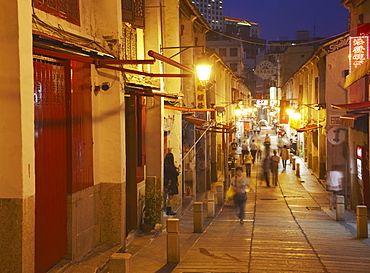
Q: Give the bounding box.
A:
[291,134,298,155]
[250,139,257,164]
[262,156,271,187]
[280,145,289,169]
[231,139,238,151]
[256,139,262,160]
[264,134,271,143]
[271,150,280,186]
[241,140,249,164]
[164,153,179,215]
[231,167,253,225]
[326,170,343,210]
[244,150,253,177]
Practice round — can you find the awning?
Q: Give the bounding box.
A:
[183,116,209,126]
[296,124,322,133]
[340,113,367,127]
[165,105,216,112]
[344,58,370,88]
[331,101,370,111]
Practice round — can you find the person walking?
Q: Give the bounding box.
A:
[241,140,249,164]
[230,139,238,151]
[262,156,271,187]
[244,151,253,177]
[280,145,289,169]
[164,153,179,216]
[250,139,257,164]
[326,170,343,210]
[231,167,253,224]
[271,150,280,186]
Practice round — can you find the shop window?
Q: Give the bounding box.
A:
[33,0,80,25]
[122,0,145,27]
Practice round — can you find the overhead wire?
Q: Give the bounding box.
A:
[206,26,351,47]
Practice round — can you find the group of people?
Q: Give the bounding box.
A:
[230,134,292,225]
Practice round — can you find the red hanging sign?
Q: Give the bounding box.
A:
[349,36,369,73]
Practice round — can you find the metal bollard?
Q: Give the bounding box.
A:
[109,253,132,273]
[292,158,296,170]
[296,163,300,178]
[193,202,203,233]
[216,185,223,205]
[336,195,345,221]
[167,218,180,263]
[356,205,368,238]
[207,193,215,218]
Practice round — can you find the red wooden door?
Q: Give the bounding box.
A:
[34,56,68,272]
[67,61,93,193]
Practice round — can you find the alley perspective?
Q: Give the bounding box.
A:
[4,0,370,272]
[124,129,370,273]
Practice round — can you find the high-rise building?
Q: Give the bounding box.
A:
[191,0,223,30]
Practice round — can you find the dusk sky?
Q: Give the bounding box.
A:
[223,0,349,41]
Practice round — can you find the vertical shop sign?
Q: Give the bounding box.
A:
[280,100,290,124]
[357,146,370,206]
[197,83,206,109]
[349,36,369,73]
[244,121,250,132]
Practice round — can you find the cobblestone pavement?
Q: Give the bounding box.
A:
[129,128,370,273]
[171,131,370,273]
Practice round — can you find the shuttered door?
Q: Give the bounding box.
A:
[34,56,68,272]
[67,61,93,193]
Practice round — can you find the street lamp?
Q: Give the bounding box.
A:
[196,54,212,82]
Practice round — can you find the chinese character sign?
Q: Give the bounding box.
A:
[349,36,369,72]
[197,83,206,109]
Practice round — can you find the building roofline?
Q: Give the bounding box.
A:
[282,32,350,89]
[223,16,258,26]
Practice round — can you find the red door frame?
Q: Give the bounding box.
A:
[34,53,93,272]
[34,56,68,272]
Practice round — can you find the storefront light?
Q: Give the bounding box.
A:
[242,108,248,116]
[234,105,242,117]
[292,111,301,120]
[286,108,294,115]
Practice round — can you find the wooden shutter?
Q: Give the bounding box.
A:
[122,0,145,27]
[33,0,80,25]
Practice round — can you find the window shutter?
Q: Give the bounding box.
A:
[122,0,145,27]
[33,0,80,25]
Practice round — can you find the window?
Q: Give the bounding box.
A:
[122,0,145,27]
[219,48,226,57]
[33,0,80,25]
[230,48,238,57]
[230,63,238,72]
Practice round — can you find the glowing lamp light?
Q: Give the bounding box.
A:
[286,108,294,115]
[242,108,248,116]
[234,105,242,117]
[292,111,301,120]
[196,54,213,81]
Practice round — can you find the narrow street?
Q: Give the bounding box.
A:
[130,128,370,273]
